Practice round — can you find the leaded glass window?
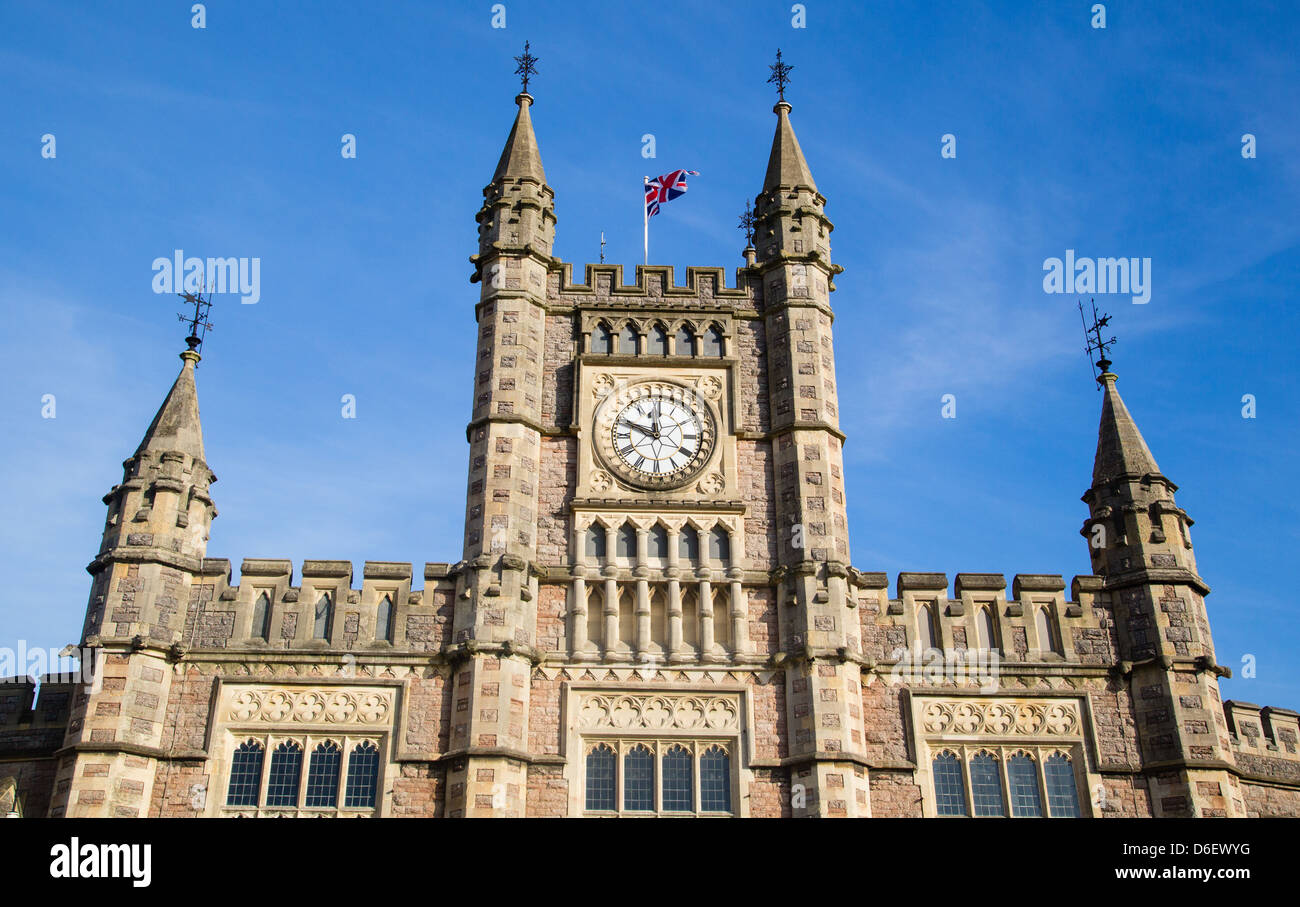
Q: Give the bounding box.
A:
[623,745,654,811]
[225,739,264,807]
[1044,753,1081,817]
[344,740,381,808]
[1008,752,1043,817]
[305,740,341,808]
[661,744,693,812]
[969,751,1004,817]
[700,745,731,812]
[266,741,303,807]
[932,750,967,816]
[585,744,616,811]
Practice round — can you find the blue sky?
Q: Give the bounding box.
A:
[1,1,1297,707]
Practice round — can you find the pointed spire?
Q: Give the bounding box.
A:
[1092,371,1161,486]
[763,101,818,193]
[135,350,205,461]
[492,91,546,184]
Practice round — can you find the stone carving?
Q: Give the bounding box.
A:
[225,686,393,726]
[696,472,725,496]
[590,470,613,493]
[592,373,614,399]
[701,375,723,399]
[577,691,740,733]
[919,698,1080,738]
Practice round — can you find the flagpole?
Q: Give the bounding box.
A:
[642,176,649,267]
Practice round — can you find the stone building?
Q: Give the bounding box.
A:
[2,73,1298,819]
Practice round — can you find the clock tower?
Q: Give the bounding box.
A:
[448,48,869,817]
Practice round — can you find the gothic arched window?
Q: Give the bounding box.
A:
[619,324,639,354]
[616,524,637,560]
[313,593,333,640]
[708,526,731,562]
[674,325,695,356]
[585,744,616,811]
[225,739,264,807]
[266,741,304,807]
[679,527,700,562]
[1035,605,1058,655]
[592,322,613,354]
[976,606,998,653]
[305,740,342,808]
[648,322,669,355]
[1044,753,1081,817]
[1007,752,1043,817]
[585,525,607,560]
[702,323,725,357]
[969,751,1004,817]
[624,744,654,811]
[647,524,668,559]
[662,744,693,812]
[917,603,936,652]
[376,594,393,643]
[700,745,731,812]
[932,750,966,816]
[251,591,271,641]
[344,741,381,808]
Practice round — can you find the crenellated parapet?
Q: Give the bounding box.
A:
[177,558,457,654]
[549,262,756,308]
[853,571,1116,667]
[1224,701,1300,770]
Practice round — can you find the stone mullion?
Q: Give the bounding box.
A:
[602,576,619,662]
[666,578,683,660]
[697,573,715,660]
[569,574,589,659]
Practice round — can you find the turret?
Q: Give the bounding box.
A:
[448,46,552,817]
[51,344,217,817]
[755,54,867,817]
[1080,363,1242,817]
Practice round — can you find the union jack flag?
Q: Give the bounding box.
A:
[645,169,700,218]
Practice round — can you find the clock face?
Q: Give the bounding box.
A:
[593,381,717,490]
[612,394,704,478]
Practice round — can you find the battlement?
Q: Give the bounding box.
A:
[1224,700,1300,762]
[550,262,754,301]
[0,674,78,752]
[851,571,1115,665]
[180,558,458,653]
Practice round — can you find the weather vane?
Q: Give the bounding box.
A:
[178,285,215,357]
[738,200,756,246]
[768,48,793,101]
[514,41,538,94]
[1078,298,1116,387]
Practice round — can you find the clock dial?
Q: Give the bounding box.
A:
[612,394,704,477]
[592,379,717,490]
